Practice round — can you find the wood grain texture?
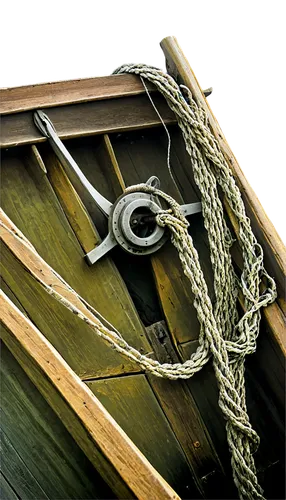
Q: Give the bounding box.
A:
[87,374,200,499]
[44,148,101,252]
[0,94,176,148]
[0,341,114,500]
[0,74,155,115]
[0,293,180,500]
[0,473,20,500]
[1,430,49,500]
[160,36,286,303]
[1,149,150,379]
[2,152,199,491]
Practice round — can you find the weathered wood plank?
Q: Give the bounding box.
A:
[0,473,20,500]
[0,279,28,317]
[1,149,150,379]
[0,341,114,500]
[0,95,176,148]
[160,36,286,305]
[0,431,49,500]
[103,134,127,194]
[43,147,101,252]
[0,74,155,115]
[0,293,180,500]
[87,373,199,499]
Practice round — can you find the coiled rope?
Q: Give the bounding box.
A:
[1,65,276,499]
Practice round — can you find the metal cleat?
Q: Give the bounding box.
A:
[34,110,202,265]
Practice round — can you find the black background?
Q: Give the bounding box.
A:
[1,32,286,231]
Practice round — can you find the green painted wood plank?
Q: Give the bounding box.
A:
[1,148,149,379]
[0,473,20,500]
[0,431,49,500]
[0,341,114,500]
[86,373,200,499]
[0,279,28,317]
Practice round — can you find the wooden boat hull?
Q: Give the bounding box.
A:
[1,37,285,500]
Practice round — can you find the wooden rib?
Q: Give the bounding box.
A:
[160,36,286,302]
[28,145,47,173]
[0,291,180,500]
[0,94,176,148]
[0,74,155,115]
[103,134,127,193]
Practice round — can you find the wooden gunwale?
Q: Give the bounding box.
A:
[160,35,286,336]
[0,74,155,115]
[0,291,180,500]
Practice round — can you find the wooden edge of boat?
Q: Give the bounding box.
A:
[0,290,179,500]
[0,36,285,499]
[160,36,286,319]
[0,74,156,115]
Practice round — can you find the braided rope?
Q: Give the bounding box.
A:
[112,65,276,497]
[1,66,276,499]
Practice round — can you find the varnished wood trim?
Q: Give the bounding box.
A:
[0,292,179,500]
[0,74,155,115]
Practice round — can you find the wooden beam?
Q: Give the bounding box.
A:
[0,74,155,115]
[0,208,145,362]
[0,291,180,500]
[0,94,176,148]
[160,36,286,304]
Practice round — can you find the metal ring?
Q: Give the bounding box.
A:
[120,198,164,247]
